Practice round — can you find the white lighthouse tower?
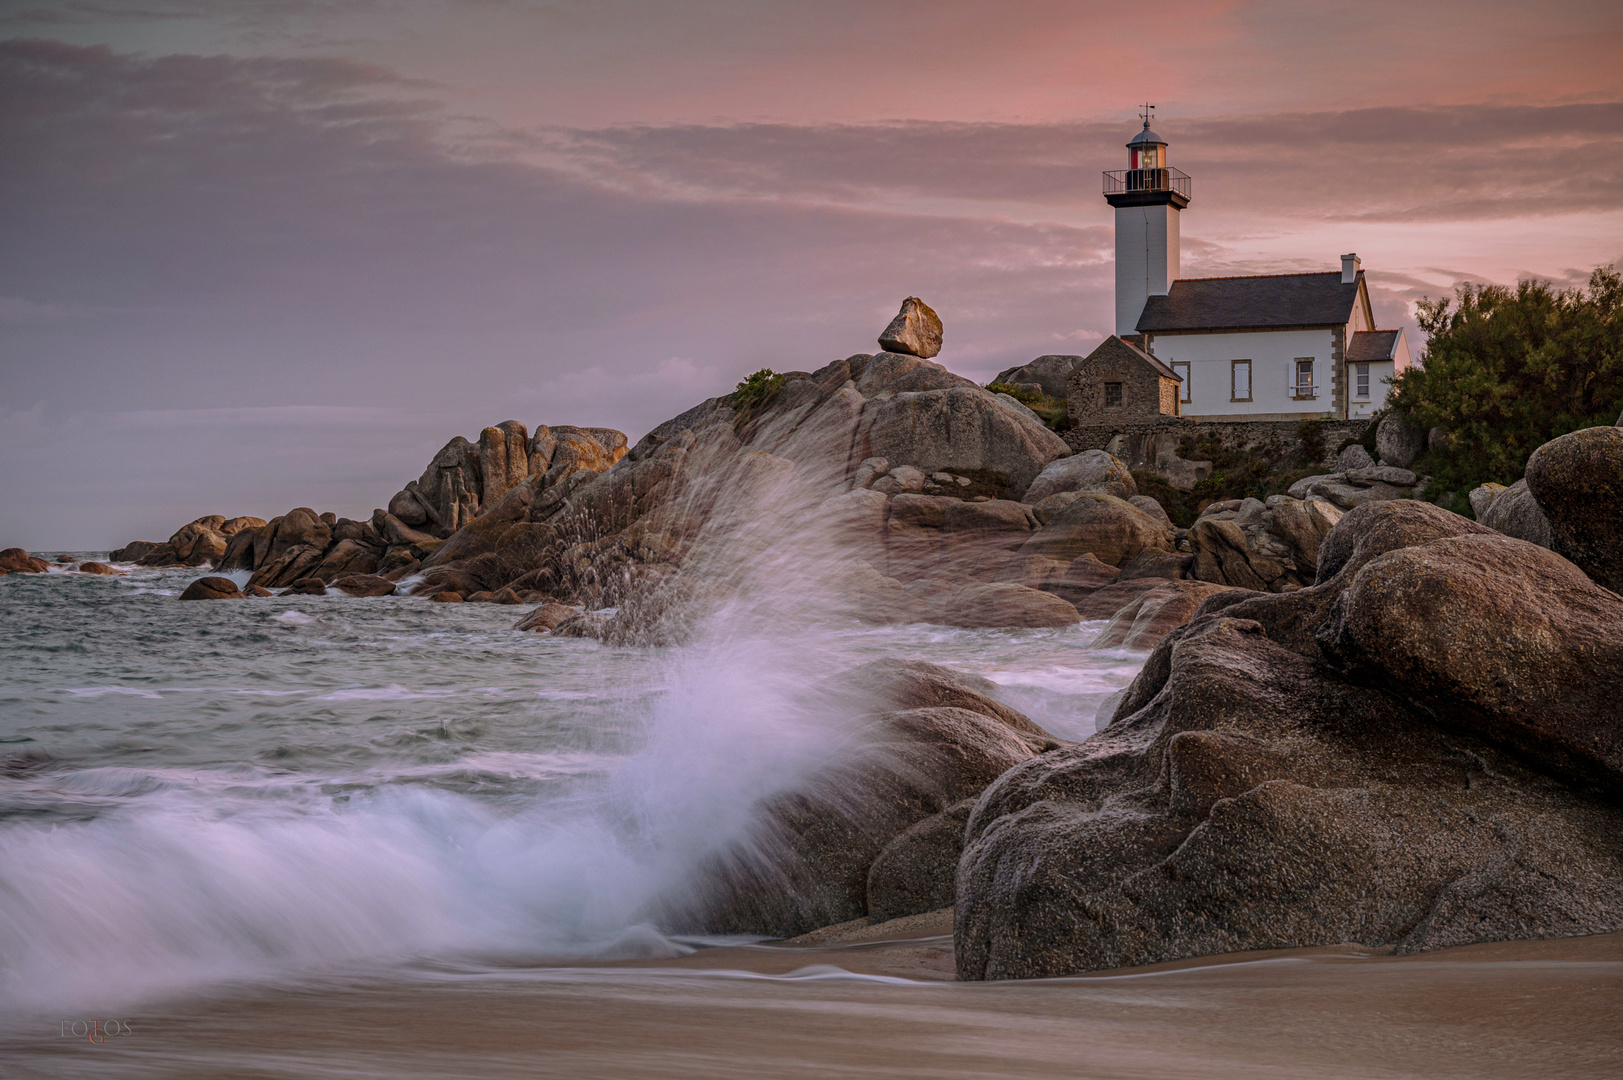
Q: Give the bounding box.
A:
[1104,107,1192,337]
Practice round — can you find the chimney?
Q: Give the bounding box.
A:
[1341,253,1361,284]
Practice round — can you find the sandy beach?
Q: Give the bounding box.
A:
[7,920,1620,1079]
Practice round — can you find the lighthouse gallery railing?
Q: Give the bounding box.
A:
[1102,167,1192,198]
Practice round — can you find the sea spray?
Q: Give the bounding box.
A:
[0,433,1136,1012]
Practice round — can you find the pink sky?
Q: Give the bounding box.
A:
[2,1,1620,547]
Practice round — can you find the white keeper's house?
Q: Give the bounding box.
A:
[1097,113,1411,423]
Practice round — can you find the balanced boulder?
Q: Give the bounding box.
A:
[878,297,944,359]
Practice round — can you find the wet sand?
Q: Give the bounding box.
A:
[6,919,1621,1079]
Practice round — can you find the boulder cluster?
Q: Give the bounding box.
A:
[62,299,1623,979]
[956,444,1623,978]
[0,549,121,577]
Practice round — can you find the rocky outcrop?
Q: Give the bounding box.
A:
[1336,443,1375,471]
[177,576,244,600]
[855,385,1069,499]
[955,498,1623,981]
[1187,495,1341,592]
[109,541,162,563]
[878,297,943,359]
[1020,493,1175,567]
[330,573,395,597]
[1376,412,1426,467]
[514,602,577,631]
[1099,431,1214,493]
[0,548,51,574]
[992,355,1079,401]
[1525,425,1623,592]
[1023,450,1136,503]
[1468,481,1507,519]
[670,661,1059,937]
[1479,478,1553,548]
[941,582,1079,628]
[75,561,121,575]
[1088,579,1239,650]
[1285,467,1424,511]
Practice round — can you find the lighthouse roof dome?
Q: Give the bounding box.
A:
[1127,123,1166,148]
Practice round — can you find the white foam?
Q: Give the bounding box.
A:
[271,610,313,625]
[60,686,165,700]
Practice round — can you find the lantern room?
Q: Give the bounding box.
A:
[1127,122,1165,171]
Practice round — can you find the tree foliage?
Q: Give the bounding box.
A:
[1389,266,1623,495]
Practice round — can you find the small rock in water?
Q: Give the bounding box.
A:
[0,548,51,575]
[330,573,395,597]
[429,591,464,602]
[283,577,327,596]
[76,561,121,575]
[877,297,944,359]
[178,576,244,601]
[515,602,577,631]
[466,591,497,603]
[245,584,274,597]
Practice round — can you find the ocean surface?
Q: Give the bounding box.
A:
[0,557,1143,1015]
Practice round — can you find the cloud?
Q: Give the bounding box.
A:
[548,104,1623,224]
[2,36,1619,546]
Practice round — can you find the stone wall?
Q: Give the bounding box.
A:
[1065,416,1372,471]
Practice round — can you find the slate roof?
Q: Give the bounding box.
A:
[1088,335,1181,380]
[1137,271,1362,333]
[1346,329,1401,363]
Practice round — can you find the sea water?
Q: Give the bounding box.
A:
[0,559,1144,1014]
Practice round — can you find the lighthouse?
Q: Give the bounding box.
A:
[1104,108,1191,337]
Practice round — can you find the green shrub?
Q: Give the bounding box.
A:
[986,381,1041,404]
[1389,265,1623,495]
[732,368,786,418]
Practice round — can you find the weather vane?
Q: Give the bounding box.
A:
[1139,103,1155,126]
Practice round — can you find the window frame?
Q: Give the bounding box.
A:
[1292,357,1317,399]
[1104,381,1125,409]
[1171,361,1191,403]
[1230,359,1252,402]
[1355,362,1371,399]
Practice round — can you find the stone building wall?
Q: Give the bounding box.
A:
[1067,337,1181,428]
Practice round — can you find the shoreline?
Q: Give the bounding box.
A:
[7,925,1620,1079]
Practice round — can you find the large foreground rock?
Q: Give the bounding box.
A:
[1525,425,1623,592]
[956,499,1623,980]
